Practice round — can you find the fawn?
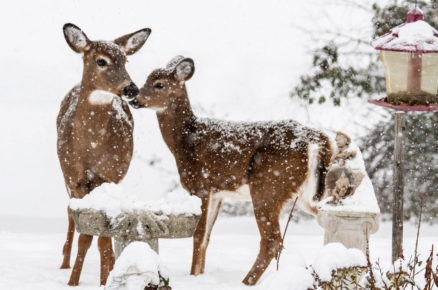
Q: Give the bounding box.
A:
[130,56,335,285]
[57,23,151,286]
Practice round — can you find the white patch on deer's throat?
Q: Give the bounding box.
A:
[88,90,116,105]
[214,184,251,201]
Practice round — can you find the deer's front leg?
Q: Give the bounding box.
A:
[190,195,222,275]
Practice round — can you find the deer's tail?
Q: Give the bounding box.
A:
[314,134,333,201]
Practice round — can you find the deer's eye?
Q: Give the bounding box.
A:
[96,59,107,67]
[154,82,165,89]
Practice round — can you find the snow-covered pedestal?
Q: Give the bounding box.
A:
[69,184,201,257]
[317,133,380,253]
[105,242,171,290]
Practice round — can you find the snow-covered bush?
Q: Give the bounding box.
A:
[260,243,367,289]
[105,242,170,290]
[260,239,438,290]
[309,243,367,289]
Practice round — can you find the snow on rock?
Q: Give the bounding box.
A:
[69,182,201,218]
[311,243,367,283]
[105,241,169,290]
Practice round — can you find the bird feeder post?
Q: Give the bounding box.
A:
[392,111,406,262]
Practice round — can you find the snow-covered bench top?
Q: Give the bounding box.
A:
[70,183,201,217]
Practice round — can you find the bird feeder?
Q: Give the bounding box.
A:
[369,7,438,263]
[370,7,438,111]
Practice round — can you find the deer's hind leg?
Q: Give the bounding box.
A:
[191,196,222,276]
[243,151,302,285]
[60,206,75,269]
[98,236,115,286]
[243,187,284,285]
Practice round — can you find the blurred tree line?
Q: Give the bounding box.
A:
[292,0,438,222]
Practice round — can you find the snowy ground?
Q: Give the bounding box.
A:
[1,0,429,289]
[0,216,437,290]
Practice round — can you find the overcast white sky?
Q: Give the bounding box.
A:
[0,0,377,217]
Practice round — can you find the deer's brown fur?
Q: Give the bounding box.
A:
[132,56,334,285]
[57,23,150,286]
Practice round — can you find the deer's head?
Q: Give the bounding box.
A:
[63,23,151,100]
[131,56,194,110]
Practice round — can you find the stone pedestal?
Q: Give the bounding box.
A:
[317,210,379,253]
[114,237,159,257]
[70,207,200,258]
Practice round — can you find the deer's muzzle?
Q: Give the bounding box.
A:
[128,98,141,108]
[122,83,139,100]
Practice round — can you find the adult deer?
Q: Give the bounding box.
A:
[130,56,335,285]
[57,23,151,286]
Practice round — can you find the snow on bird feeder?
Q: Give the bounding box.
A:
[370,7,438,111]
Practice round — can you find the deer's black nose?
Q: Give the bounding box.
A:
[122,83,139,99]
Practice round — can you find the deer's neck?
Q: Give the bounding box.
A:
[74,77,131,131]
[156,89,196,154]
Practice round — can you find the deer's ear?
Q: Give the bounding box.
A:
[174,58,195,82]
[114,28,151,55]
[63,23,90,53]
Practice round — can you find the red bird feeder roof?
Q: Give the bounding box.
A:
[371,8,438,53]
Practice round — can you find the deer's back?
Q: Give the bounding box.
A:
[175,118,331,195]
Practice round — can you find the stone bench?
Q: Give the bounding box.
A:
[70,207,200,257]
